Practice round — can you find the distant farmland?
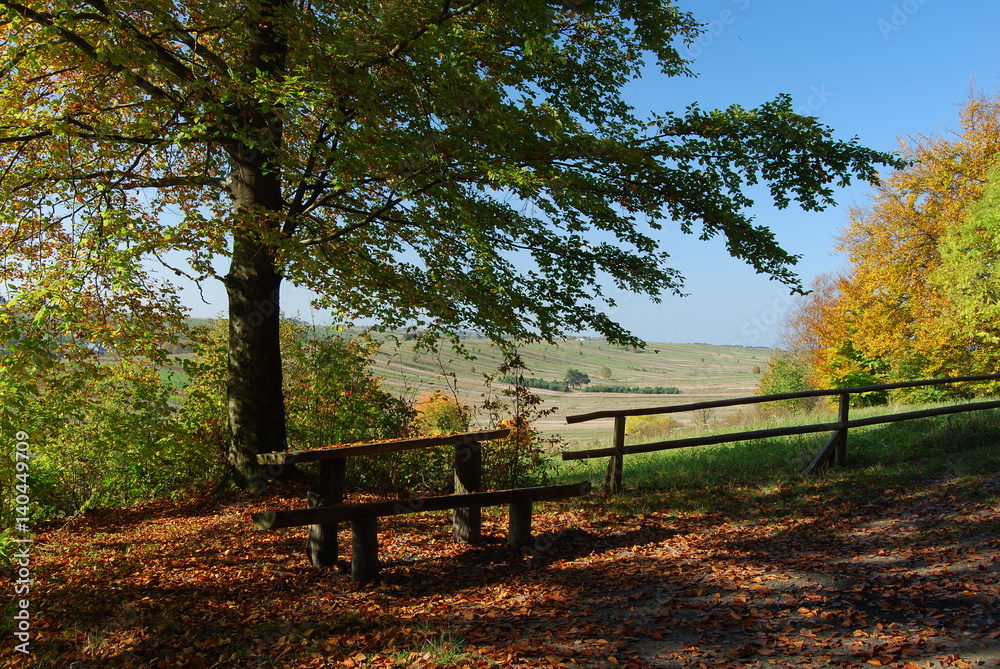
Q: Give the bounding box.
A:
[177,321,772,447]
[368,336,771,446]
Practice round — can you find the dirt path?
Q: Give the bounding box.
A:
[5,474,998,668]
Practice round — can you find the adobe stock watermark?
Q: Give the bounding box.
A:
[877,0,932,40]
[737,287,798,345]
[11,430,33,655]
[684,0,753,59]
[797,84,834,116]
[231,288,282,339]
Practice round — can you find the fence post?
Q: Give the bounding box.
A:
[601,416,626,494]
[453,440,482,543]
[508,497,533,547]
[350,514,379,582]
[836,392,850,466]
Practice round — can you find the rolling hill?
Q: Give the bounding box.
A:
[368,336,771,444]
[178,320,772,446]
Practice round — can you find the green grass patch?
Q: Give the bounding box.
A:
[394,624,473,666]
[554,403,1000,519]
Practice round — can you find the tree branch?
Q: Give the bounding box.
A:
[300,195,409,246]
[79,0,199,83]
[384,0,491,61]
[0,130,52,144]
[298,173,452,246]
[0,0,178,101]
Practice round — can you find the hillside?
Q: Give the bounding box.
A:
[368,337,770,445]
[176,321,771,446]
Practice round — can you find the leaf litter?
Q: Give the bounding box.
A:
[3,474,998,668]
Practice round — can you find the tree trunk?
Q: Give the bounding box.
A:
[222,0,292,489]
[224,233,287,489]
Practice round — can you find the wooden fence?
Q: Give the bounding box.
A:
[562,374,1000,493]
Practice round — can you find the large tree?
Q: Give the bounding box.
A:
[0,0,899,487]
[784,91,1000,392]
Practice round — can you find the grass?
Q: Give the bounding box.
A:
[552,402,1000,519]
[393,626,473,666]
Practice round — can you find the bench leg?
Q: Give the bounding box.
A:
[351,515,379,582]
[306,458,346,568]
[508,498,533,547]
[306,495,338,568]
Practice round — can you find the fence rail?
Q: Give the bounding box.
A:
[562,374,1000,493]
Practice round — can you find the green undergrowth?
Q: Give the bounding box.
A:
[554,403,1000,520]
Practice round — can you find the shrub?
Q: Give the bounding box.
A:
[480,357,559,489]
[414,391,470,435]
[282,326,413,449]
[177,320,229,462]
[756,350,821,413]
[5,354,220,522]
[626,414,681,444]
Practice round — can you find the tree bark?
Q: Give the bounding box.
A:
[222,0,290,490]
[224,233,287,489]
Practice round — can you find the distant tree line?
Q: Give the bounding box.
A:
[500,376,571,392]
[583,385,681,394]
[500,376,681,395]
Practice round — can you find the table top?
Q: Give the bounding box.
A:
[256,428,511,465]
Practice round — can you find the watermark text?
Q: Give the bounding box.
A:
[11,430,32,655]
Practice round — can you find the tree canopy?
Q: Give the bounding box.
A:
[0,0,901,486]
[780,90,1000,396]
[564,368,591,389]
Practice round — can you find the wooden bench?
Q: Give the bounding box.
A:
[253,482,591,581]
[253,430,590,579]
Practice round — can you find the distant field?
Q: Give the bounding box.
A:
[172,321,773,448]
[368,336,771,446]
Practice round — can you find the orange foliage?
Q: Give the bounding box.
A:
[414,390,470,436]
[495,416,532,448]
[790,90,1000,391]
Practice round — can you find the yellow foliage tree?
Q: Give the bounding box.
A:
[934,162,1000,381]
[791,90,1000,396]
[413,390,470,436]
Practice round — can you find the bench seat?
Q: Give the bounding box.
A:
[253,482,591,581]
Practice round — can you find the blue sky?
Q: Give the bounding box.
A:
[179,1,1000,348]
[598,0,1000,347]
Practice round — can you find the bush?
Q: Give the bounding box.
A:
[177,321,229,463]
[414,391,470,435]
[0,318,425,528]
[756,350,820,413]
[481,358,560,489]
[626,414,681,444]
[282,326,413,449]
[4,355,220,522]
